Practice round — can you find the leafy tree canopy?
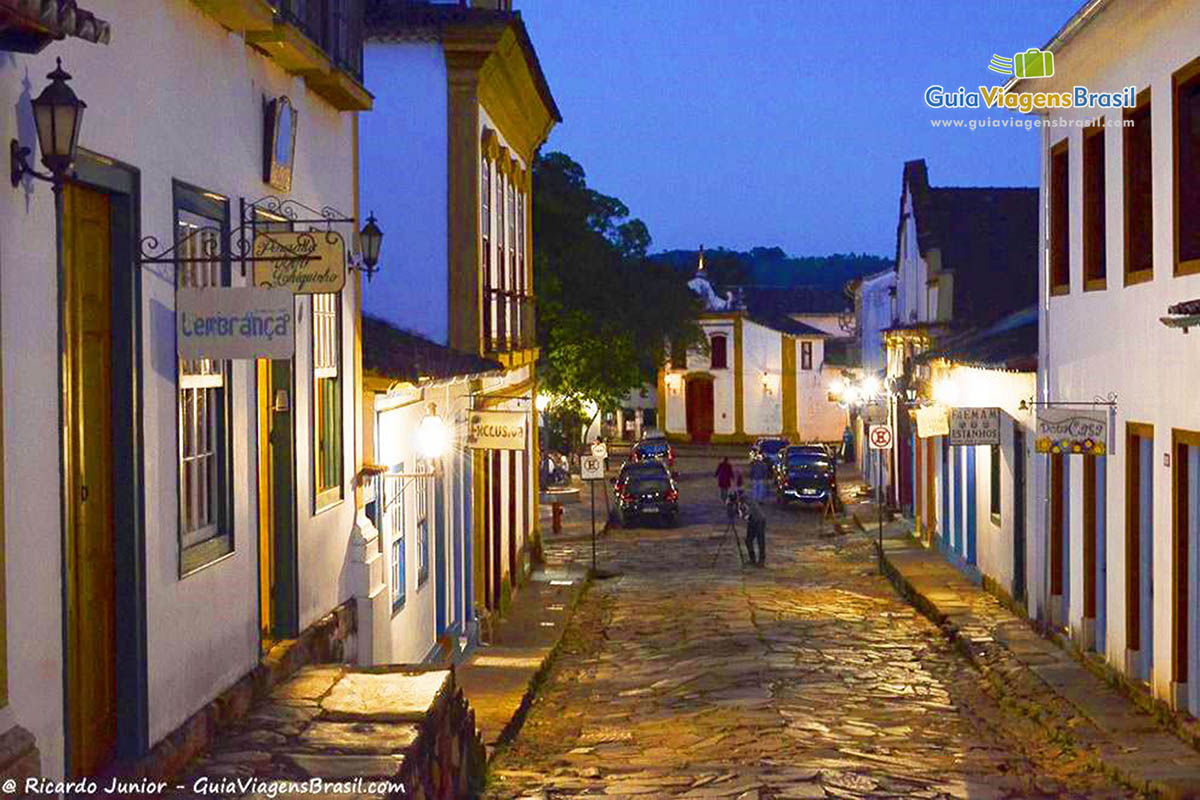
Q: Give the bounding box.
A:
[534,152,704,421]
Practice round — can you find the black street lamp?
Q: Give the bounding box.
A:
[11,58,87,187]
[359,212,383,281]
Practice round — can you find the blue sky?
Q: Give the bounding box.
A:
[518,0,1080,257]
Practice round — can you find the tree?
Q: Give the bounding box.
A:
[533,152,704,447]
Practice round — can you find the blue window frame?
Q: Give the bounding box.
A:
[388,461,406,612]
[417,458,430,586]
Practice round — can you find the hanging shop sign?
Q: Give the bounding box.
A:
[863,404,889,425]
[1035,407,1107,455]
[467,410,527,450]
[252,230,346,294]
[915,405,949,438]
[949,407,1001,446]
[177,287,294,360]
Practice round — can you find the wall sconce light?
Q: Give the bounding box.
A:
[416,403,448,461]
[11,59,86,189]
[358,212,384,281]
[760,371,780,397]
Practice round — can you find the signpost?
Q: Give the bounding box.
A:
[581,454,605,574]
[176,286,295,360]
[949,407,1001,446]
[252,230,347,294]
[467,410,527,450]
[868,424,893,573]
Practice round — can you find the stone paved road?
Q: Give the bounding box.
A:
[486,449,1140,800]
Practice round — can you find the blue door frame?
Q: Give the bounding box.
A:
[1095,456,1107,653]
[941,438,950,553]
[434,476,447,636]
[966,447,977,565]
[953,447,963,557]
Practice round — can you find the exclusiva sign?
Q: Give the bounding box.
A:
[467,411,527,451]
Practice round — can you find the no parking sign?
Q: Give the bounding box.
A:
[868,425,893,450]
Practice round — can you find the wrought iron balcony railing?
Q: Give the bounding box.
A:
[482,290,537,357]
[270,0,364,83]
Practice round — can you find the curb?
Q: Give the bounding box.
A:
[487,573,594,760]
[876,542,1197,799]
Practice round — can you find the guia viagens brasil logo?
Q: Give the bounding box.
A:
[925,48,1135,113]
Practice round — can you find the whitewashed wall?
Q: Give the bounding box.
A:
[741,321,782,435]
[1033,0,1200,704]
[798,340,844,442]
[361,42,449,343]
[0,0,359,771]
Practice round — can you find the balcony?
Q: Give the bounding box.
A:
[483,290,537,367]
[193,0,371,110]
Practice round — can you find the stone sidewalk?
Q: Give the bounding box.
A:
[456,563,589,758]
[166,665,484,799]
[874,522,1200,799]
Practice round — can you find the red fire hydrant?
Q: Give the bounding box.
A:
[552,502,563,535]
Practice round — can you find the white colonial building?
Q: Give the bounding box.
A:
[1017,0,1200,713]
[659,253,845,445]
[361,0,559,632]
[0,0,371,782]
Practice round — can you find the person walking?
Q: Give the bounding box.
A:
[743,492,767,567]
[749,456,770,502]
[715,457,735,502]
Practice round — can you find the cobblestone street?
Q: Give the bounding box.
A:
[485,449,1139,799]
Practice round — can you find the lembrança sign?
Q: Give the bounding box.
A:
[468,411,526,450]
[253,230,346,294]
[177,286,295,360]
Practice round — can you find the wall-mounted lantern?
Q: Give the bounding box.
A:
[358,212,384,281]
[11,58,87,188]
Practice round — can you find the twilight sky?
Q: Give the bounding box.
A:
[517,0,1081,258]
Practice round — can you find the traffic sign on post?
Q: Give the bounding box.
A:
[869,424,893,450]
[581,455,605,480]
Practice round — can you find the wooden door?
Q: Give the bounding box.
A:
[257,361,276,647]
[1012,429,1027,604]
[924,438,936,539]
[686,379,714,443]
[63,182,117,776]
[508,452,517,586]
[258,359,296,642]
[490,450,502,609]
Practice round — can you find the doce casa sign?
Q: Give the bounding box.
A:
[252,230,346,294]
[177,287,294,360]
[1035,407,1107,455]
[468,411,527,450]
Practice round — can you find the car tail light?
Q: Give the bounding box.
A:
[621,492,635,502]
[665,489,678,501]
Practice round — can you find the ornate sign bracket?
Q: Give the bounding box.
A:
[137,195,358,279]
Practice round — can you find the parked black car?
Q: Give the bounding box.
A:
[631,435,675,468]
[616,470,679,527]
[613,459,671,494]
[749,436,790,466]
[774,446,838,508]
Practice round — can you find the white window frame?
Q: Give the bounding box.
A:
[175,192,234,576]
[313,291,343,509]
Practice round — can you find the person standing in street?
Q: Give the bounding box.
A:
[743,491,767,567]
[749,456,770,502]
[715,457,735,502]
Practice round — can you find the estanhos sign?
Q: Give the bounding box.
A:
[177,287,294,360]
[467,411,527,450]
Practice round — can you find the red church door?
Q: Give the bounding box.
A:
[686,377,714,443]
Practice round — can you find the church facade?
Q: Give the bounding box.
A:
[658,253,846,445]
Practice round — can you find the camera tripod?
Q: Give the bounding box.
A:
[711,502,748,567]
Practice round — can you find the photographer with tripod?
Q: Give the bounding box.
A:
[741,490,767,567]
